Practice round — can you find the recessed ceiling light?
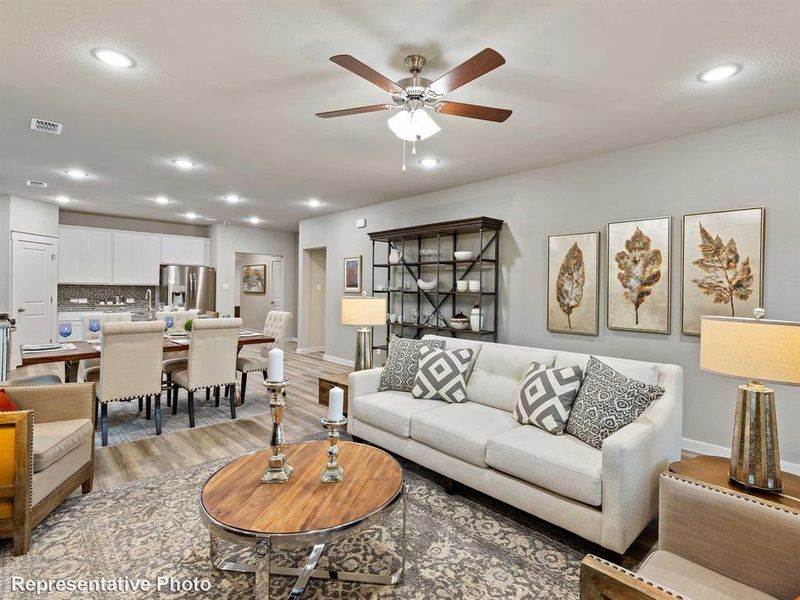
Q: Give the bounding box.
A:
[248,217,261,225]
[224,194,241,203]
[306,198,323,208]
[184,212,198,219]
[65,168,89,179]
[698,63,741,82]
[91,48,136,68]
[155,195,169,204]
[419,158,440,168]
[55,195,71,204]
[172,158,196,169]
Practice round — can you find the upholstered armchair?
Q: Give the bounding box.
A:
[236,311,292,400]
[0,383,95,555]
[580,471,800,600]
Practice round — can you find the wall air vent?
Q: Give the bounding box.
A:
[26,180,48,188]
[30,118,63,134]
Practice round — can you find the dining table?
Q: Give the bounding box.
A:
[20,332,275,383]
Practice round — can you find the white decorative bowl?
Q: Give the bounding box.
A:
[417,278,438,291]
[456,281,469,292]
[449,319,470,330]
[468,280,481,292]
[454,251,474,261]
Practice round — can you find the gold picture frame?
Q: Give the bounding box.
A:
[547,231,600,336]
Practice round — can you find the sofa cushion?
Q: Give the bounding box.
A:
[32,418,93,473]
[378,335,445,392]
[421,335,483,378]
[412,346,474,403]
[566,357,664,449]
[485,425,602,506]
[554,351,661,386]
[513,362,583,434]
[467,344,557,412]
[638,551,776,600]
[410,402,520,467]
[352,390,441,438]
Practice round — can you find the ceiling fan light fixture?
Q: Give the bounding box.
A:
[387,109,440,142]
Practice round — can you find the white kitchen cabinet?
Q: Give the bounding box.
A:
[58,226,113,284]
[160,235,209,266]
[113,232,161,284]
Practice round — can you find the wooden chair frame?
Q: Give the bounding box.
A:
[0,411,33,555]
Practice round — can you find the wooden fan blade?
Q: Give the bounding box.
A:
[316,104,395,118]
[428,48,506,95]
[329,55,403,94]
[435,101,512,123]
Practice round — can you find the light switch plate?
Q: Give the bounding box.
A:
[222,283,230,290]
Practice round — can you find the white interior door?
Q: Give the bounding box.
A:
[269,258,284,312]
[10,232,57,367]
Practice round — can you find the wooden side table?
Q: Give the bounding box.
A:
[669,455,800,512]
[318,372,351,415]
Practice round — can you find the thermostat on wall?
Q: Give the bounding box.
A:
[355,218,367,229]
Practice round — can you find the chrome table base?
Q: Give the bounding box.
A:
[209,484,407,599]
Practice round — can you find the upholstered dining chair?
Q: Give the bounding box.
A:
[236,311,292,401]
[0,382,95,555]
[156,309,199,406]
[171,318,242,428]
[79,311,132,384]
[96,320,165,446]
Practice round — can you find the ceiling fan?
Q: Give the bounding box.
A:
[316,48,512,170]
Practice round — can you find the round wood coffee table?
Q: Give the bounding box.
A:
[199,440,406,599]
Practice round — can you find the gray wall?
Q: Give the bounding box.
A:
[59,211,210,237]
[298,112,800,464]
[234,252,281,330]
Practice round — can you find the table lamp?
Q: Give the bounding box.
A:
[341,296,387,371]
[700,310,800,492]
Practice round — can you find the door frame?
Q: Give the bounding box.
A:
[9,231,58,367]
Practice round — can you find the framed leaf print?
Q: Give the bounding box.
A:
[343,255,362,294]
[547,232,600,336]
[607,217,671,333]
[681,207,764,335]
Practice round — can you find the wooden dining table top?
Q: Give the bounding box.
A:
[20,333,275,366]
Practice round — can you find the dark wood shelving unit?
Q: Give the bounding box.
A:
[368,216,503,351]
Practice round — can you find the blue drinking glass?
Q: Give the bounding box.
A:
[88,319,101,335]
[58,322,72,341]
[164,316,174,330]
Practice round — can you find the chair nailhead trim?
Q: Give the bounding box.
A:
[591,556,685,599]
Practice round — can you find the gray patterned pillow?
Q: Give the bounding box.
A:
[378,335,445,392]
[513,361,583,434]
[566,356,664,449]
[412,346,474,403]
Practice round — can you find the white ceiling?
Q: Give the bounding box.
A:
[1,1,798,231]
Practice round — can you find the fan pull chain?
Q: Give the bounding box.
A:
[412,140,417,156]
[402,140,406,173]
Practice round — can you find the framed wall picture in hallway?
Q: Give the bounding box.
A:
[343,256,362,294]
[547,232,600,336]
[242,264,266,294]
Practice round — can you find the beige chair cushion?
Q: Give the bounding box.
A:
[237,355,268,373]
[32,418,93,473]
[352,391,441,438]
[32,437,92,506]
[638,550,777,600]
[485,425,602,506]
[410,402,520,467]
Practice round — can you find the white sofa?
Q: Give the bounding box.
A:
[348,335,683,554]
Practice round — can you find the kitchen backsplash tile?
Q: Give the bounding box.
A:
[58,284,156,314]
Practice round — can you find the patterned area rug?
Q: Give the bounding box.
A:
[0,451,592,599]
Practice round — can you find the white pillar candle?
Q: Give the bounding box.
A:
[267,348,284,382]
[328,387,344,421]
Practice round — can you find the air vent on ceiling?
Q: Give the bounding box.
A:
[26,180,48,188]
[30,118,63,134]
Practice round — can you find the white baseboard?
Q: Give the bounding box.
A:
[287,336,298,343]
[323,353,355,368]
[682,437,800,475]
[295,346,324,354]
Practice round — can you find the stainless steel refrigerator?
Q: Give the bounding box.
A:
[159,265,216,312]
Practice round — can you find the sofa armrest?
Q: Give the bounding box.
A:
[5,383,95,425]
[580,555,691,600]
[348,368,383,400]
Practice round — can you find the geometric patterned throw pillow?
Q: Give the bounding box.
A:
[378,335,446,392]
[412,346,474,403]
[513,362,583,434]
[565,356,665,449]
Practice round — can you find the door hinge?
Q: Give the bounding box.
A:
[51,254,56,261]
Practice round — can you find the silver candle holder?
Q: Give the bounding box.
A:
[320,416,347,483]
[261,378,293,484]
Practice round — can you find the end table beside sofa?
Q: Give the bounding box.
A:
[348,334,683,556]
